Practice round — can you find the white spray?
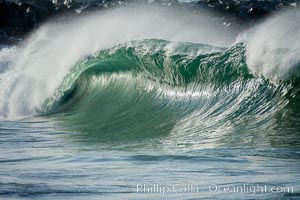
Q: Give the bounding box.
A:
[245,9,300,80]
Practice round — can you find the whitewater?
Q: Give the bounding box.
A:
[0,5,299,200]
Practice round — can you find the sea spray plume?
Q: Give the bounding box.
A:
[0,5,238,119]
[246,8,300,80]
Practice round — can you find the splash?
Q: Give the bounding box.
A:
[245,9,300,80]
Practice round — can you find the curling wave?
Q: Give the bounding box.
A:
[37,39,299,143]
[0,6,299,145]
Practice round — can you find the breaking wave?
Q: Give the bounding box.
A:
[0,6,299,142]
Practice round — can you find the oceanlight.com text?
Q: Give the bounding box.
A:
[134,183,294,196]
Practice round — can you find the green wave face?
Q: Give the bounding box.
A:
[44,39,300,147]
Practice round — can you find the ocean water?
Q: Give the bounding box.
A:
[0,6,300,200]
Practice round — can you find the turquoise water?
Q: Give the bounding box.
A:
[0,38,300,199]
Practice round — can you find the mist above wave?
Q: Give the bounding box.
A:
[245,9,300,80]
